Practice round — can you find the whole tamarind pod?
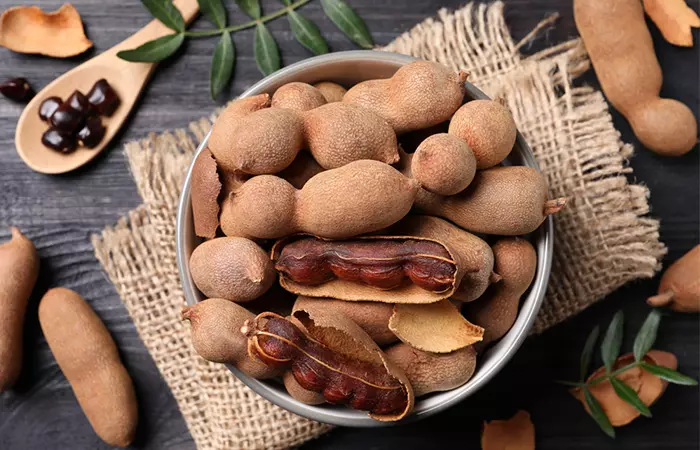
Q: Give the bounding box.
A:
[293,296,398,346]
[313,81,347,103]
[385,343,477,397]
[574,0,697,156]
[274,236,457,292]
[209,106,305,175]
[242,308,414,421]
[39,288,138,447]
[181,298,278,378]
[302,103,399,169]
[414,166,566,236]
[343,61,467,134]
[271,82,327,112]
[0,227,39,391]
[220,160,418,240]
[463,238,537,350]
[189,237,275,303]
[647,245,700,312]
[411,133,477,195]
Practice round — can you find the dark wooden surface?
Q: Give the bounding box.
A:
[0,0,698,449]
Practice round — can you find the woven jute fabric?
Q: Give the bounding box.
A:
[92,2,666,448]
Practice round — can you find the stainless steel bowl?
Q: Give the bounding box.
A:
[177,50,552,427]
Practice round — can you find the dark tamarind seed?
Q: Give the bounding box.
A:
[39,96,62,122]
[77,116,106,148]
[87,79,120,116]
[50,102,85,134]
[0,77,34,103]
[66,90,95,116]
[42,129,77,153]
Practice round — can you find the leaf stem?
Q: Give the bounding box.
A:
[185,0,313,37]
[587,362,640,386]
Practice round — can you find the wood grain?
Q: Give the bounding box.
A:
[0,1,697,449]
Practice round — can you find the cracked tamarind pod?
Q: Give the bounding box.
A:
[242,308,414,421]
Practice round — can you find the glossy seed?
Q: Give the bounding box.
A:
[50,102,85,134]
[42,128,77,153]
[77,116,106,148]
[0,77,34,102]
[87,79,120,116]
[38,96,62,122]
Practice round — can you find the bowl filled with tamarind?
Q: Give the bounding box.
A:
[176,50,564,426]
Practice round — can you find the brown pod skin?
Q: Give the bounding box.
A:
[463,238,537,350]
[271,82,327,112]
[0,227,39,391]
[190,148,222,239]
[207,94,271,155]
[274,237,456,293]
[313,81,347,103]
[448,99,517,169]
[385,343,477,397]
[415,166,566,236]
[574,0,697,156]
[181,298,278,378]
[209,107,305,175]
[38,288,137,447]
[302,103,400,169]
[221,160,419,240]
[647,245,700,312]
[293,296,397,346]
[411,133,476,195]
[189,237,275,302]
[343,61,467,134]
[284,370,326,405]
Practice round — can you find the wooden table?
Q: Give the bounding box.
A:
[0,0,697,448]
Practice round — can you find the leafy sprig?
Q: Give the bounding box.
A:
[559,309,697,438]
[117,0,373,99]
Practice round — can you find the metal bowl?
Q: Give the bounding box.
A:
[176,50,552,427]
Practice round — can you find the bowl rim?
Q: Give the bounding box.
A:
[176,50,552,427]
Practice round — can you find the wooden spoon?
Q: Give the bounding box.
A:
[15,0,199,174]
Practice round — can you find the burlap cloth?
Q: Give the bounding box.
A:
[91,2,667,448]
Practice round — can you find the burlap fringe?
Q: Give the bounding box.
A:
[92,2,665,448]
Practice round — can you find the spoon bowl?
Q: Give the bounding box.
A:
[14,0,199,174]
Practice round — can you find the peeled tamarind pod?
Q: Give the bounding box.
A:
[293,296,398,346]
[313,81,347,102]
[284,371,326,405]
[391,215,495,303]
[209,106,305,175]
[302,103,399,169]
[343,60,467,134]
[574,0,697,156]
[39,288,138,447]
[411,133,477,195]
[463,238,537,350]
[448,99,517,169]
[414,166,567,236]
[220,160,418,240]
[385,343,477,397]
[242,308,414,421]
[181,298,278,378]
[647,245,700,312]
[0,227,39,391]
[271,82,327,112]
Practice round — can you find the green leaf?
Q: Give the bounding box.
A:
[142,0,185,31]
[601,311,624,372]
[254,23,280,76]
[580,325,600,382]
[320,0,373,49]
[583,388,615,438]
[210,32,235,99]
[236,0,261,19]
[640,362,699,386]
[609,377,652,417]
[633,309,662,362]
[281,0,292,5]
[117,33,185,62]
[288,10,329,55]
[198,0,226,28]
